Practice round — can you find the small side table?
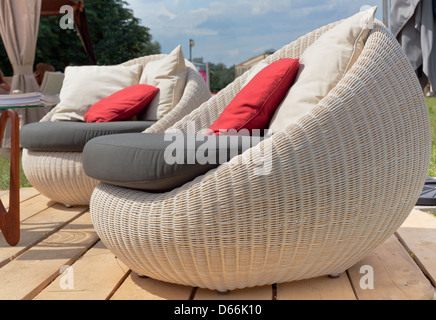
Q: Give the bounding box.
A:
[0,105,41,246]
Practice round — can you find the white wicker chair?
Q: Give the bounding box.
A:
[22,55,211,206]
[89,20,431,291]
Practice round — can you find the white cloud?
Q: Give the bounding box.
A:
[227,49,240,57]
[127,2,217,38]
[155,6,177,20]
[253,45,273,55]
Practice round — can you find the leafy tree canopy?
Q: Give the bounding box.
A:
[208,62,235,93]
[0,0,161,74]
[0,0,242,92]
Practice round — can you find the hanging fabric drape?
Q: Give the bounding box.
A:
[390,0,436,89]
[0,0,48,147]
[0,0,42,93]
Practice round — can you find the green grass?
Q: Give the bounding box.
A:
[426,97,436,177]
[0,151,32,190]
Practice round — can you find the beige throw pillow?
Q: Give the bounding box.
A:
[269,6,377,133]
[139,45,188,120]
[50,64,143,122]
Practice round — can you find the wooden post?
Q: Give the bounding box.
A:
[0,109,20,246]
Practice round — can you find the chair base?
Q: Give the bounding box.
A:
[22,149,98,206]
[90,182,412,291]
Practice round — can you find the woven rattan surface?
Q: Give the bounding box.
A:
[90,20,431,291]
[22,55,211,206]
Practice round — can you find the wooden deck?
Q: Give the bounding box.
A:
[0,187,435,300]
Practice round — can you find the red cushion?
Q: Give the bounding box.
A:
[207,58,300,135]
[84,84,159,123]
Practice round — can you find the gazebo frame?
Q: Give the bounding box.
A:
[40,0,96,65]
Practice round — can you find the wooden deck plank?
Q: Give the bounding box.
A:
[0,211,98,300]
[397,209,436,287]
[0,187,40,204]
[35,241,129,300]
[1,189,435,300]
[195,285,273,300]
[0,203,88,268]
[0,187,40,209]
[276,273,356,300]
[111,273,194,300]
[17,194,56,221]
[347,234,434,300]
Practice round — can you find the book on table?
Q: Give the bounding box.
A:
[0,92,60,107]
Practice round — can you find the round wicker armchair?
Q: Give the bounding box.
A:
[21,55,211,206]
[89,20,431,291]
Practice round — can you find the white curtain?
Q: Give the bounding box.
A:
[390,0,436,90]
[0,0,48,147]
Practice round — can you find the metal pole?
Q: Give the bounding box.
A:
[383,0,389,26]
[189,39,195,62]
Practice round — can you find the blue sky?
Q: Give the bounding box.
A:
[125,0,385,67]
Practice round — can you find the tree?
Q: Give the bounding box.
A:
[0,42,11,76]
[34,15,88,71]
[0,0,161,74]
[208,63,235,93]
[83,0,161,66]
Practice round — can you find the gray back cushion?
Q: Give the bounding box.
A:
[20,121,156,152]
